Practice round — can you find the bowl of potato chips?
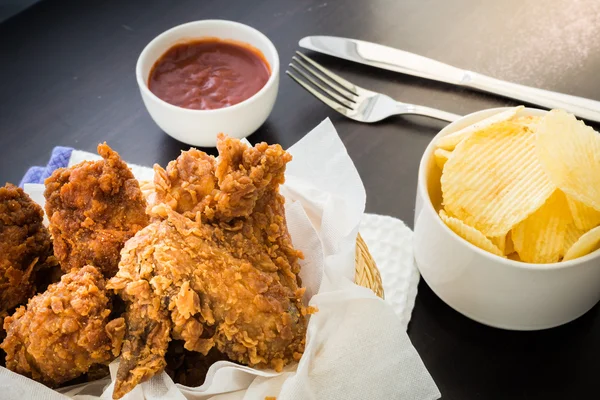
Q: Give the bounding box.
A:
[414,106,600,330]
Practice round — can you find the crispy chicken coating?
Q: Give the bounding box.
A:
[108,135,310,399]
[44,143,149,277]
[1,266,125,387]
[149,135,291,222]
[150,148,217,218]
[0,184,54,336]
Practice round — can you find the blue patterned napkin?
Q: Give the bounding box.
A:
[19,146,74,187]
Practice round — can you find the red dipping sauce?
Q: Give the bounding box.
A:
[148,38,271,110]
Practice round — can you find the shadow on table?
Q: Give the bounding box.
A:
[410,280,599,399]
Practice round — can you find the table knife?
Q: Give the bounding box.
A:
[299,36,600,123]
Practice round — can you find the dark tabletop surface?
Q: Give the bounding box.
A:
[2,0,600,398]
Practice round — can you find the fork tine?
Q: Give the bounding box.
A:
[295,51,359,96]
[286,70,351,116]
[289,63,354,108]
[291,57,356,103]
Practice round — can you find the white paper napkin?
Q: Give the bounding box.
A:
[360,214,420,330]
[4,119,435,400]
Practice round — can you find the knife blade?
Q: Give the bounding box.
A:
[299,35,467,85]
[298,36,600,123]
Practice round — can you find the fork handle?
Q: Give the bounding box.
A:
[397,103,461,122]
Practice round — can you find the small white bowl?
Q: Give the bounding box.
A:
[136,20,279,147]
[414,107,600,330]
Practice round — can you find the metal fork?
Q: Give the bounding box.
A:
[286,51,461,123]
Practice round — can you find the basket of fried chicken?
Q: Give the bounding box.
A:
[0,120,437,400]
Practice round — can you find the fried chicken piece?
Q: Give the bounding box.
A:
[108,136,310,399]
[0,184,54,334]
[109,208,307,398]
[109,269,171,399]
[149,134,290,222]
[44,143,149,277]
[1,266,125,387]
[150,148,217,218]
[211,134,292,221]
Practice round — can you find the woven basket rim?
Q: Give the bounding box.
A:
[354,233,384,298]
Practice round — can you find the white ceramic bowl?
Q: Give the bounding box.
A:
[414,107,600,330]
[136,20,279,147]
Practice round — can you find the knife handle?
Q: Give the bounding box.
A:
[464,72,600,122]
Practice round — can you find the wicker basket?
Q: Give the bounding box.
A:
[354,233,384,299]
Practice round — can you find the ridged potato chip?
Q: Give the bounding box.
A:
[536,109,600,212]
[436,106,523,151]
[442,120,555,237]
[434,148,452,170]
[566,195,600,231]
[512,115,541,130]
[491,232,514,255]
[439,210,504,257]
[490,234,506,253]
[563,225,600,261]
[504,231,514,255]
[512,191,571,263]
[562,223,586,258]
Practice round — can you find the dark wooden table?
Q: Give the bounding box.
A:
[2,0,600,398]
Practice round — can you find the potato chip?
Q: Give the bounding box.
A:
[507,252,521,262]
[434,148,452,170]
[436,106,523,151]
[442,120,555,237]
[504,231,514,255]
[566,195,600,231]
[439,210,504,257]
[562,223,586,257]
[512,115,541,130]
[536,109,600,212]
[563,225,600,261]
[490,234,506,253]
[491,232,514,255]
[512,191,571,263]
